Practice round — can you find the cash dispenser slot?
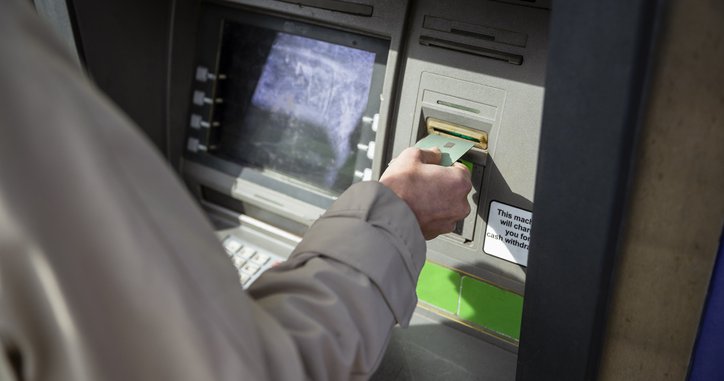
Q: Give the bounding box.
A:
[276,0,373,16]
[423,15,528,48]
[419,36,524,65]
[419,15,527,65]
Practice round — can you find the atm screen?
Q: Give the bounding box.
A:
[213,18,386,196]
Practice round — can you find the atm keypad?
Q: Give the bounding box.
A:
[222,235,284,289]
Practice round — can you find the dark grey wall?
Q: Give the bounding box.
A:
[69,0,174,156]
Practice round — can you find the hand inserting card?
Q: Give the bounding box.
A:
[381,137,474,240]
[415,134,475,167]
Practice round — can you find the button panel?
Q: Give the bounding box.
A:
[222,235,285,289]
[187,65,226,153]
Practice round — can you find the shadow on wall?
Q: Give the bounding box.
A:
[477,157,533,224]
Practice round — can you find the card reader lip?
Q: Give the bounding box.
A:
[426,117,489,150]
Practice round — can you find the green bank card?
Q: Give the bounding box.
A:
[415,134,475,166]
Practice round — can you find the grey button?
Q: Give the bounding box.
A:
[192,90,206,106]
[190,114,202,129]
[186,138,200,152]
[195,66,209,82]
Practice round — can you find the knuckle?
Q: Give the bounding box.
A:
[455,203,470,219]
[405,147,423,160]
[454,164,471,175]
[452,166,471,180]
[453,163,468,173]
[456,177,472,194]
[463,179,473,193]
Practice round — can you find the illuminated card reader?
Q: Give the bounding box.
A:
[426,117,488,151]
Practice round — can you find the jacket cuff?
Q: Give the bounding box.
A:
[290,181,426,326]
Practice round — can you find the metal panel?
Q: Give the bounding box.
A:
[516,1,663,380]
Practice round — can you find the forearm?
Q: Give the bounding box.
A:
[247,182,426,380]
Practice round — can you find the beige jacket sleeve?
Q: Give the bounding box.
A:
[248,182,426,379]
[0,1,426,381]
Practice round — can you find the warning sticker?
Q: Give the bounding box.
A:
[483,201,532,266]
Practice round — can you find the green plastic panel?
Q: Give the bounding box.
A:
[416,261,523,340]
[458,276,523,339]
[417,261,462,314]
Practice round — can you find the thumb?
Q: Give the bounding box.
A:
[418,147,442,165]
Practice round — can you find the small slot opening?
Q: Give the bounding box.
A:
[423,15,528,48]
[431,127,481,144]
[276,0,373,16]
[436,100,481,114]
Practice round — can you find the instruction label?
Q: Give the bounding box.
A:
[483,201,532,266]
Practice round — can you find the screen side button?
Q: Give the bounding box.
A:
[190,114,202,129]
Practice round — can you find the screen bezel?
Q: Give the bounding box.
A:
[185,4,390,211]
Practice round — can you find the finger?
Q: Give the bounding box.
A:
[452,162,472,177]
[436,221,457,238]
[424,232,438,240]
[436,220,459,238]
[417,147,442,165]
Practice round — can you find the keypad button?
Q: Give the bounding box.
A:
[238,247,256,260]
[241,262,260,275]
[231,255,246,268]
[239,271,250,285]
[251,253,269,266]
[222,237,242,255]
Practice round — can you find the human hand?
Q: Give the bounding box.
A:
[379,147,472,240]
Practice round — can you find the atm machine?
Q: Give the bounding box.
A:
[51,0,551,379]
[168,1,550,379]
[179,1,407,288]
[37,0,696,378]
